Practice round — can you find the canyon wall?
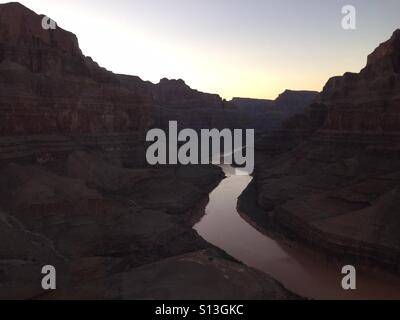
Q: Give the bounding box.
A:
[0,2,243,164]
[0,3,299,299]
[232,90,318,132]
[242,29,400,273]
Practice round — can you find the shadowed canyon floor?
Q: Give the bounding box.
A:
[0,151,297,299]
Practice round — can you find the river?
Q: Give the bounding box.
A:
[194,165,400,300]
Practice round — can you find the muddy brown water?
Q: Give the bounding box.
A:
[194,165,400,300]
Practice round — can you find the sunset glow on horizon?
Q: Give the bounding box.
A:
[4,0,400,100]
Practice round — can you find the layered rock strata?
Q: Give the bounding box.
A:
[240,30,400,273]
[0,3,296,299]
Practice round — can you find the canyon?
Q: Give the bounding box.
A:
[232,90,318,132]
[239,29,400,277]
[0,2,296,299]
[2,1,400,300]
[0,2,244,165]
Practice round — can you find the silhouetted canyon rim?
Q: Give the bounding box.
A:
[5,0,400,100]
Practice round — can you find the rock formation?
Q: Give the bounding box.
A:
[240,29,400,273]
[0,2,244,165]
[0,3,297,299]
[231,90,318,132]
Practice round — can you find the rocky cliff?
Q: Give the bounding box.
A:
[240,30,400,273]
[151,78,243,131]
[319,29,400,133]
[0,3,297,299]
[232,90,318,132]
[0,2,244,164]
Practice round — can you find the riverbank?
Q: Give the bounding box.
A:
[235,29,400,297]
[0,151,298,299]
[238,179,400,299]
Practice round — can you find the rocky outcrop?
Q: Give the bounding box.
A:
[0,150,298,299]
[151,78,243,131]
[0,3,151,136]
[319,30,400,133]
[0,3,244,164]
[51,249,296,300]
[232,90,318,132]
[240,30,400,273]
[0,2,152,167]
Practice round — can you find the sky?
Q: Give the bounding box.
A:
[3,0,400,99]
